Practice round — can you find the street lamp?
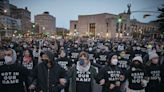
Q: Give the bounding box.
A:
[117,16,122,38]
[118,18,122,23]
[4,9,7,14]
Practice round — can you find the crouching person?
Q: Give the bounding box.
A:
[68,51,97,92]
[96,53,125,92]
[127,56,148,92]
[29,51,67,92]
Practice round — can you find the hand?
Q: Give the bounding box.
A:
[59,78,67,86]
[109,84,115,90]
[120,75,125,81]
[29,84,35,90]
[141,80,148,87]
[99,79,105,85]
[115,81,121,86]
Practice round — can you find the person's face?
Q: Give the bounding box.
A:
[120,52,125,57]
[42,54,50,61]
[0,50,4,59]
[112,55,118,60]
[5,50,13,57]
[79,55,89,66]
[60,51,66,57]
[151,57,159,64]
[133,60,140,65]
[24,50,30,56]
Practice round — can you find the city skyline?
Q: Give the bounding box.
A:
[10,0,164,29]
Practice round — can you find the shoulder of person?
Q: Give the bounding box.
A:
[90,65,96,71]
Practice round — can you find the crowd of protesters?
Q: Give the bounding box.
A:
[0,37,164,92]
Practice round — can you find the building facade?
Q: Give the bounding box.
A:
[35,12,56,35]
[70,13,131,38]
[10,5,31,32]
[70,12,157,38]
[0,0,10,16]
[0,15,21,37]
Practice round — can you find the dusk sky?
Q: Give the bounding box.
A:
[10,0,164,29]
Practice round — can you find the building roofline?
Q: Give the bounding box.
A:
[78,13,117,17]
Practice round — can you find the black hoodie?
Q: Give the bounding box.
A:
[31,51,67,92]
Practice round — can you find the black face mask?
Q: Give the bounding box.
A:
[42,59,49,63]
[132,63,142,69]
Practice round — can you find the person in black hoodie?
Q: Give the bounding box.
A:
[29,51,67,92]
[96,53,125,92]
[127,56,148,92]
[0,48,29,92]
[56,47,72,71]
[145,52,161,92]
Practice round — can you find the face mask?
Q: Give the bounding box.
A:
[137,47,141,50]
[42,59,49,63]
[111,59,118,65]
[89,47,92,51]
[43,48,47,51]
[23,45,27,48]
[4,56,12,64]
[78,47,81,51]
[10,44,14,48]
[79,59,85,66]
[48,48,51,50]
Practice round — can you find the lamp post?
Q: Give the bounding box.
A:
[117,16,122,39]
[106,18,109,40]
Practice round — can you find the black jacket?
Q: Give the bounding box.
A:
[31,62,67,92]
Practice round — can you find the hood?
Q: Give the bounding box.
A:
[43,51,54,62]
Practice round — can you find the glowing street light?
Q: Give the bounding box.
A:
[42,26,45,30]
[4,9,7,13]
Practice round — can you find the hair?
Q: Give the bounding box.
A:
[79,51,89,59]
[107,53,117,65]
[5,48,13,54]
[23,49,32,57]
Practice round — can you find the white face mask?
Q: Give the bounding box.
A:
[111,59,118,65]
[10,44,14,48]
[4,56,12,64]
[89,47,92,51]
[23,45,27,48]
[137,47,141,50]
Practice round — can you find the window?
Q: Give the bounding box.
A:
[89,23,95,37]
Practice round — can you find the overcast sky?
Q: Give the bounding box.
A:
[10,0,164,29]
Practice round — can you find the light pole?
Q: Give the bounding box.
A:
[117,16,122,38]
[106,18,109,40]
